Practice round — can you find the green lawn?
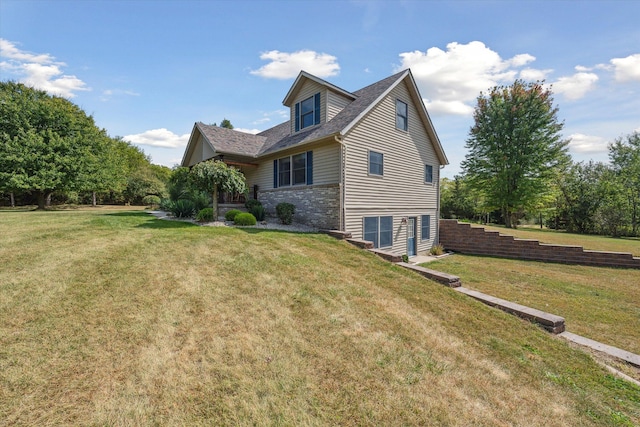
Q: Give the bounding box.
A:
[1,209,639,426]
[426,255,640,356]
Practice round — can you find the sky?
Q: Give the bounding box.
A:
[1,0,639,178]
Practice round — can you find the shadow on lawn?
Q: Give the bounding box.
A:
[105,211,198,229]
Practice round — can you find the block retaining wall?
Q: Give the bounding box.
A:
[439,220,640,269]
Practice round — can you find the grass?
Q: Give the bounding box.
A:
[426,255,640,356]
[1,208,639,426]
[476,223,640,256]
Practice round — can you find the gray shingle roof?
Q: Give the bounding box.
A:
[196,70,410,158]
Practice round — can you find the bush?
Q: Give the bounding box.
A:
[142,195,161,207]
[196,207,214,222]
[245,199,262,210]
[429,244,445,256]
[234,212,257,226]
[189,191,211,212]
[169,199,195,218]
[276,202,295,225]
[225,209,243,222]
[159,198,173,211]
[249,205,266,221]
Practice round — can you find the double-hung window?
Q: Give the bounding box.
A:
[425,165,433,183]
[396,99,408,131]
[421,215,431,241]
[278,157,291,186]
[363,216,393,248]
[295,93,321,131]
[273,151,313,188]
[369,150,384,176]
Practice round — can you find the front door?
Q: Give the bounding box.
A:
[407,217,417,256]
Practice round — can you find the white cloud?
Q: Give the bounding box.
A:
[234,128,261,135]
[0,38,89,98]
[396,41,538,116]
[250,50,340,79]
[553,71,598,100]
[610,53,640,82]
[507,53,536,67]
[424,99,474,116]
[251,109,288,126]
[100,88,140,101]
[520,67,552,81]
[124,129,190,148]
[568,133,608,154]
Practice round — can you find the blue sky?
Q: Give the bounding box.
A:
[1,0,639,178]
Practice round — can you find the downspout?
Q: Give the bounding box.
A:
[334,134,346,231]
[436,165,445,245]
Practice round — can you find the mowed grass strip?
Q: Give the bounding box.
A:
[479,223,640,256]
[427,255,640,356]
[0,209,639,426]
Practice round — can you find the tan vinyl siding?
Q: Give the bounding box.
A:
[184,134,215,167]
[289,81,326,134]
[343,79,441,254]
[247,141,341,192]
[327,91,352,121]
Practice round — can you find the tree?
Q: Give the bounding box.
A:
[219,118,234,129]
[461,80,569,228]
[189,160,246,218]
[608,131,640,236]
[0,82,120,209]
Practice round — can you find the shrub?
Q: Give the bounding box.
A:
[276,202,295,225]
[159,198,173,211]
[189,191,211,212]
[170,199,195,218]
[234,212,257,226]
[402,254,409,263]
[142,195,161,208]
[196,207,214,222]
[245,199,262,210]
[429,244,445,256]
[225,209,243,222]
[249,205,266,221]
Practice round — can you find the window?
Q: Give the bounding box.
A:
[295,93,321,131]
[292,153,306,185]
[364,216,393,248]
[396,99,408,131]
[273,151,313,188]
[421,215,431,241]
[425,165,433,183]
[369,150,383,176]
[278,157,291,186]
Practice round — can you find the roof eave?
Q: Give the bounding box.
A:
[259,132,341,158]
[405,71,449,165]
[282,71,355,106]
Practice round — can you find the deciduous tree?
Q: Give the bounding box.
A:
[461,80,569,228]
[190,160,246,218]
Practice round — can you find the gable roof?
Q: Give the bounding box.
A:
[282,71,356,107]
[182,69,448,166]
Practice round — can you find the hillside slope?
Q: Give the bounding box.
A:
[0,209,638,426]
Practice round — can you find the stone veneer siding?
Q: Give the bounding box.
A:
[258,183,340,230]
[439,219,640,269]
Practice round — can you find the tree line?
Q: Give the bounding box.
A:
[442,79,639,237]
[0,81,171,209]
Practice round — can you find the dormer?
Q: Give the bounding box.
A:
[283,71,356,135]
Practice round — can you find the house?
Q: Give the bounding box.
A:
[181,69,448,256]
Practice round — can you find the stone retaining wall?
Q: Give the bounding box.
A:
[439,220,640,269]
[258,184,340,230]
